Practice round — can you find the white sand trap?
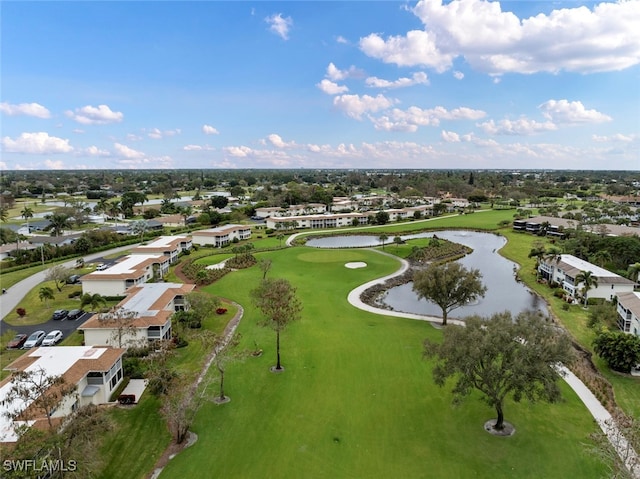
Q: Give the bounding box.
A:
[345,262,367,269]
[207,260,228,270]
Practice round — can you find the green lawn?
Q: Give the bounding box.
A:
[158,247,606,479]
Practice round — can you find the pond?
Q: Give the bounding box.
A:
[307,230,546,319]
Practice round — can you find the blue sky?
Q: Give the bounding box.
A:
[1,0,639,170]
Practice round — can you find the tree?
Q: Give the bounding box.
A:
[258,258,272,280]
[251,278,302,371]
[98,307,139,348]
[627,262,640,284]
[80,293,107,312]
[424,311,574,432]
[528,242,547,268]
[393,236,403,249]
[178,205,193,226]
[39,286,55,307]
[21,206,34,232]
[209,332,246,403]
[378,233,388,250]
[45,212,71,237]
[375,210,389,225]
[276,233,285,248]
[130,219,148,241]
[45,264,72,292]
[210,195,229,209]
[412,262,487,326]
[575,270,598,308]
[593,331,640,374]
[184,291,220,328]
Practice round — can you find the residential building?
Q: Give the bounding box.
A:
[191,224,252,247]
[538,254,635,302]
[81,254,171,296]
[130,235,192,264]
[616,292,640,336]
[80,282,195,347]
[0,346,125,443]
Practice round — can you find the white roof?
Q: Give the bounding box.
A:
[135,235,188,249]
[560,254,618,278]
[121,282,185,316]
[91,254,166,275]
[0,347,108,442]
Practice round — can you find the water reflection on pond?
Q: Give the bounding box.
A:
[307,231,546,318]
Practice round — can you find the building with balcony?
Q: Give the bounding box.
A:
[130,235,192,264]
[191,224,252,247]
[616,292,640,337]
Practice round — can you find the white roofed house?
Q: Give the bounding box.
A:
[81,254,171,296]
[130,235,192,264]
[538,254,635,303]
[0,346,125,444]
[191,224,252,247]
[616,292,640,337]
[79,282,195,348]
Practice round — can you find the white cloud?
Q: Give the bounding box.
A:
[202,124,220,135]
[317,79,349,95]
[336,36,348,44]
[370,105,486,131]
[84,146,111,157]
[453,71,464,80]
[441,130,460,142]
[539,99,612,124]
[326,63,365,81]
[146,128,181,139]
[44,159,65,170]
[65,104,123,125]
[333,94,396,120]
[113,143,145,159]
[359,30,454,72]
[126,133,143,142]
[265,134,296,148]
[592,133,635,143]
[2,132,73,154]
[73,129,85,134]
[0,102,51,119]
[366,72,429,89]
[478,118,557,135]
[265,13,293,40]
[406,0,640,74]
[183,144,214,151]
[224,145,254,158]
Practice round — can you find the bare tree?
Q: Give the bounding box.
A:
[258,258,272,280]
[98,307,139,348]
[45,265,72,292]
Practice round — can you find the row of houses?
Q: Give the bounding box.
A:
[514,215,640,238]
[538,254,639,336]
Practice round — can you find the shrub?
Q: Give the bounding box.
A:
[68,290,82,298]
[123,357,145,379]
[16,307,26,317]
[216,308,228,315]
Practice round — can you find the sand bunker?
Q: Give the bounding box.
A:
[345,262,367,269]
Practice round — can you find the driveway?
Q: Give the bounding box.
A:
[4,311,93,346]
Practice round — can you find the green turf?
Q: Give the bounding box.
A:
[158,247,606,479]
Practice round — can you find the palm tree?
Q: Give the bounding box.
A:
[528,244,547,267]
[575,270,598,308]
[45,213,70,237]
[589,250,612,268]
[21,206,34,233]
[393,236,402,250]
[80,293,107,312]
[627,263,640,285]
[378,234,388,250]
[107,200,122,226]
[94,197,109,220]
[543,247,562,265]
[38,286,55,307]
[0,206,8,223]
[178,205,193,226]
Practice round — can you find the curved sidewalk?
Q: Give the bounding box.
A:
[346,249,639,478]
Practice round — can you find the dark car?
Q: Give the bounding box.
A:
[7,333,28,349]
[52,309,69,320]
[66,274,82,284]
[67,309,85,320]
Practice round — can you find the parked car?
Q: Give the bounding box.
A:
[96,263,108,271]
[52,309,69,320]
[7,333,28,349]
[66,274,82,284]
[23,330,46,348]
[42,330,64,346]
[67,309,85,320]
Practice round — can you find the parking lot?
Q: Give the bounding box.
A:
[3,311,93,349]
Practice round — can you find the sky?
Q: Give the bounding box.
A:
[1,0,639,171]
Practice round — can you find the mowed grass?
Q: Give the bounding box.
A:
[159,247,606,479]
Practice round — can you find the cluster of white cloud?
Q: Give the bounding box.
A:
[365,72,429,89]
[146,128,181,140]
[539,99,612,124]
[0,102,51,119]
[265,13,293,40]
[360,0,640,75]
[202,124,220,135]
[2,132,73,154]
[65,104,123,125]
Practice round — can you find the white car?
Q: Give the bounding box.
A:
[42,330,64,346]
[96,263,108,271]
[23,330,46,348]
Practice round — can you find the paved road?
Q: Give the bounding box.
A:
[1,243,139,324]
